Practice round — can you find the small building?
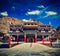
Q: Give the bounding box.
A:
[54,26,60,40]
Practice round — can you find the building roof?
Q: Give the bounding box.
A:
[22,18,43,25]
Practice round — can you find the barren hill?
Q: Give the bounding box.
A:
[0,17,23,33]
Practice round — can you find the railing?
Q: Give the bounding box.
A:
[9,30,52,34]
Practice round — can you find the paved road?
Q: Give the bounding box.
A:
[0,43,60,56]
[9,43,52,51]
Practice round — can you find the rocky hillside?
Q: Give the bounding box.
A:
[0,17,23,33]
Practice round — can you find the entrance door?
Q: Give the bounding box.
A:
[26,34,35,43]
[27,37,34,42]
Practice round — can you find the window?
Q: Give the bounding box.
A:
[23,28,38,30]
[48,30,51,32]
[16,31,20,32]
[41,31,45,32]
[31,23,33,25]
[9,31,13,33]
[28,23,30,25]
[45,29,48,32]
[40,26,46,27]
[41,29,45,32]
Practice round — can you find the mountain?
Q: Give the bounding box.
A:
[0,17,23,33]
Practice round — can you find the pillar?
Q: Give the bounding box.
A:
[17,35,19,44]
[24,34,26,42]
[35,33,37,42]
[42,36,44,44]
[8,37,12,48]
[33,38,34,42]
[50,36,52,46]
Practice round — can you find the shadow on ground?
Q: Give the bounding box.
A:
[0,49,60,56]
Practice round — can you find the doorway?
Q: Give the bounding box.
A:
[27,37,35,42]
[26,34,35,42]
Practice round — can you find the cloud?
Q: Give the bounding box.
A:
[0,11,8,16]
[45,11,57,15]
[26,10,40,15]
[44,11,57,18]
[22,19,28,22]
[37,5,45,8]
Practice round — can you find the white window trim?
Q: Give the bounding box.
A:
[16,31,20,32]
[41,31,45,32]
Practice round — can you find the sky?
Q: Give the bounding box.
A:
[0,0,60,28]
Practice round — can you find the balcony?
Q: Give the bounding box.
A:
[37,30,52,35]
[9,31,24,35]
[38,32,52,35]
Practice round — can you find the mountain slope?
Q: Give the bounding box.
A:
[0,17,22,33]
